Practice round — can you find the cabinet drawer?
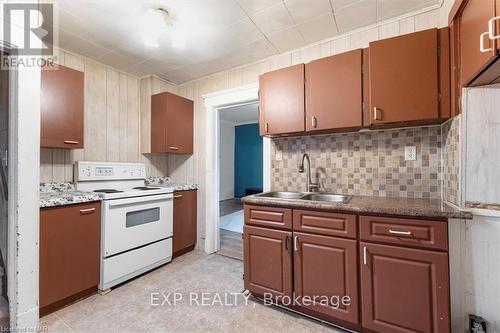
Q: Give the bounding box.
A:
[359,215,448,250]
[293,210,357,238]
[244,205,292,230]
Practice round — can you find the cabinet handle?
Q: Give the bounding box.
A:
[311,116,317,129]
[373,107,381,121]
[480,31,493,53]
[285,236,290,251]
[488,15,500,40]
[169,146,180,151]
[265,122,269,133]
[363,246,367,265]
[64,140,79,145]
[293,235,298,252]
[79,208,96,215]
[174,194,183,199]
[389,229,412,236]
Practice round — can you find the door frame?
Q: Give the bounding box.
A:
[2,46,41,327]
[203,83,270,254]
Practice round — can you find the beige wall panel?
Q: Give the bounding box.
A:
[106,69,120,161]
[126,77,140,162]
[84,60,107,161]
[119,73,129,161]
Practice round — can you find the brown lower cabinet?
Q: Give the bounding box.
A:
[294,232,358,325]
[243,205,451,332]
[173,190,197,257]
[360,242,450,333]
[40,202,100,315]
[243,225,292,298]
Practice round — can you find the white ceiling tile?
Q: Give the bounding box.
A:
[297,12,338,44]
[235,0,283,15]
[50,0,442,84]
[183,0,248,27]
[95,51,143,69]
[224,38,278,67]
[377,0,439,21]
[58,29,111,60]
[284,0,332,24]
[334,0,376,33]
[251,3,296,35]
[329,0,359,10]
[207,18,264,54]
[268,26,305,53]
[134,58,181,75]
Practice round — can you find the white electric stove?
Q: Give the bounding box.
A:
[75,161,174,293]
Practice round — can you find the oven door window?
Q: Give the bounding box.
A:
[126,207,160,228]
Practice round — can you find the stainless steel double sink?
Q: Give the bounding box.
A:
[254,191,352,203]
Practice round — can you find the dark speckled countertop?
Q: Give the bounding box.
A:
[242,193,473,220]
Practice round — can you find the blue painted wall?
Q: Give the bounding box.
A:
[234,123,263,197]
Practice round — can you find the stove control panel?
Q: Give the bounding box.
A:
[75,162,146,181]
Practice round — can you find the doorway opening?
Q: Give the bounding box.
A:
[217,102,262,260]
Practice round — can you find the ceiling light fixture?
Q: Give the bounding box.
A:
[141,7,174,48]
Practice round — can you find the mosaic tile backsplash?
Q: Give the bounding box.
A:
[271,126,442,199]
[442,116,461,206]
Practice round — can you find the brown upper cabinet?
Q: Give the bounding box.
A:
[305,50,362,132]
[40,64,84,149]
[151,91,194,154]
[366,28,449,127]
[450,0,500,87]
[259,28,451,137]
[259,64,305,136]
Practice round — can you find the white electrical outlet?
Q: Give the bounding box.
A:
[405,146,417,161]
[275,151,282,161]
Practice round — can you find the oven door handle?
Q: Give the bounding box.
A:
[107,194,173,208]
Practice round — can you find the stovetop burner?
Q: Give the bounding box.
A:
[93,189,124,193]
[133,186,160,190]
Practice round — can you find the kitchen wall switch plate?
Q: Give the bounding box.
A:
[405,146,417,161]
[275,151,283,161]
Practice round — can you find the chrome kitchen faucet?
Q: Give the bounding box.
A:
[298,153,320,193]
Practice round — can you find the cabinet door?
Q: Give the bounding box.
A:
[259,64,305,136]
[306,50,362,132]
[244,225,292,298]
[369,29,439,125]
[294,232,359,325]
[173,190,197,257]
[151,93,167,153]
[460,0,496,85]
[360,242,450,333]
[166,93,194,154]
[40,65,84,149]
[40,202,100,308]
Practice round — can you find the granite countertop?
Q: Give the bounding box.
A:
[242,192,473,220]
[145,176,198,191]
[40,183,102,208]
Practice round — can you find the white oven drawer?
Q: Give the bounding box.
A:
[102,194,173,257]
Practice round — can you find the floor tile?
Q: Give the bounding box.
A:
[41,251,345,333]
